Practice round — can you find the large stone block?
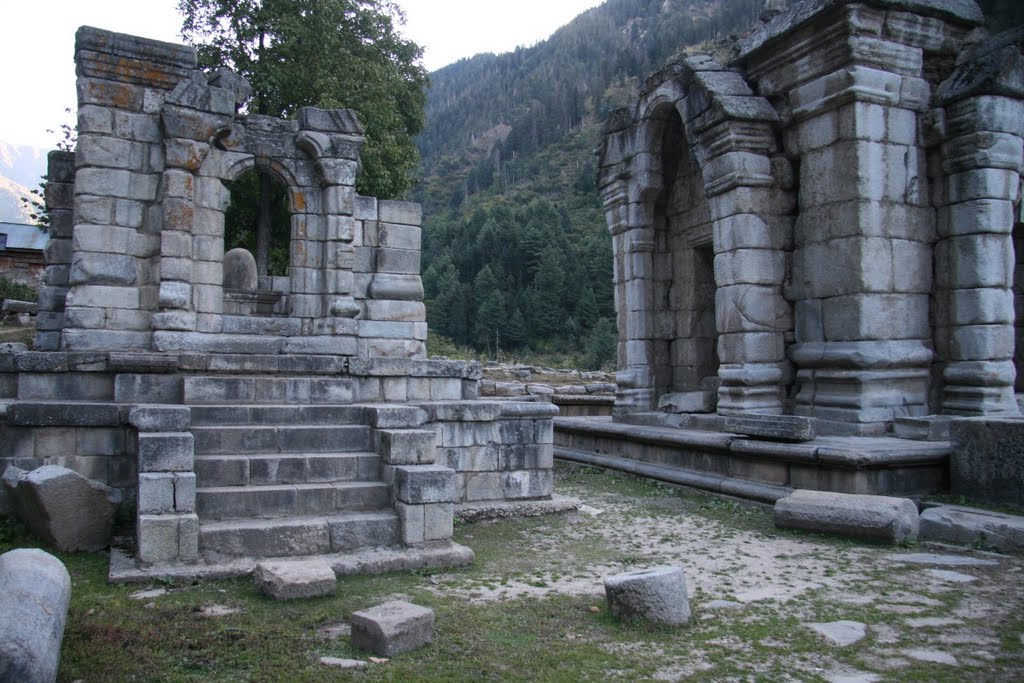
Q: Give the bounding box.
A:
[137,432,194,472]
[394,465,458,504]
[350,600,434,656]
[774,490,918,542]
[2,465,123,551]
[949,418,1024,506]
[604,565,691,626]
[376,430,436,465]
[0,548,71,683]
[919,505,1024,554]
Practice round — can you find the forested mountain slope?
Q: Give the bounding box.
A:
[412,0,762,366]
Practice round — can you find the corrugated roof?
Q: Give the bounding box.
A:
[0,222,47,251]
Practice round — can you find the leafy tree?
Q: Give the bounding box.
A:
[179,0,428,272]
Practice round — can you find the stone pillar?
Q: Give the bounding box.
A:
[691,69,793,415]
[62,27,198,351]
[934,96,1024,413]
[738,2,962,432]
[35,151,76,351]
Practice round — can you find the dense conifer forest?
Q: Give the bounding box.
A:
[414,0,763,367]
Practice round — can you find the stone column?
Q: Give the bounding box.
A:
[35,151,76,351]
[690,72,793,416]
[62,27,197,351]
[934,96,1024,414]
[779,30,935,431]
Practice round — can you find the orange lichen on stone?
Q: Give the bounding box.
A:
[293,192,307,211]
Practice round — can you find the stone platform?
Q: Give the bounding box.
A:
[554,416,950,501]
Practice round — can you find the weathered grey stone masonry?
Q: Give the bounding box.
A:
[597,0,1024,434]
[1,26,556,580]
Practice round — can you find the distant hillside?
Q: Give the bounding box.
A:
[0,141,47,224]
[412,0,762,364]
[0,176,36,224]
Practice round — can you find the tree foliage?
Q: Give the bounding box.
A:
[179,0,428,198]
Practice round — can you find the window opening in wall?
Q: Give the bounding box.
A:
[222,170,291,316]
[223,170,291,278]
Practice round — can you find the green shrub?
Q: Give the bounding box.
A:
[0,277,38,303]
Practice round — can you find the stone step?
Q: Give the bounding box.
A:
[191,425,371,455]
[195,452,381,488]
[199,510,401,559]
[183,375,357,405]
[196,482,390,520]
[190,404,368,428]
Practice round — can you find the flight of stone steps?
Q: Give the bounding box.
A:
[187,396,403,563]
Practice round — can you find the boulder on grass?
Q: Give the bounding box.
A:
[2,465,123,552]
[0,548,72,683]
[604,565,691,626]
[350,600,434,656]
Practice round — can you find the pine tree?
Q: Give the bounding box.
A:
[473,265,506,356]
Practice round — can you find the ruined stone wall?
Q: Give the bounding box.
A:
[48,27,429,359]
[598,0,1024,433]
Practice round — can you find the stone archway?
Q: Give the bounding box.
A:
[597,56,793,418]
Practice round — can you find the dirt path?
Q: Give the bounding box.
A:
[435,467,1024,681]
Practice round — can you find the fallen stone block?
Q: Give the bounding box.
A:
[0,548,72,683]
[254,559,337,600]
[2,465,123,552]
[919,505,1024,554]
[2,299,39,314]
[774,490,918,543]
[350,600,434,656]
[604,565,691,626]
[724,414,815,442]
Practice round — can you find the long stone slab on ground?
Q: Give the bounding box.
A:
[919,505,1024,554]
[254,559,337,600]
[350,600,434,656]
[774,489,919,543]
[723,414,815,442]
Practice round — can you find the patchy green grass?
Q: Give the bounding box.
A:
[2,465,1023,681]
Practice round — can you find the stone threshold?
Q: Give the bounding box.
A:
[455,494,580,523]
[108,542,475,584]
[555,417,951,468]
[555,446,791,504]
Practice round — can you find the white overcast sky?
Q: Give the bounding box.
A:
[0,0,602,149]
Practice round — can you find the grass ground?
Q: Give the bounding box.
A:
[2,464,1022,682]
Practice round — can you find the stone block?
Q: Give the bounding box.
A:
[423,503,454,541]
[129,405,191,432]
[254,559,337,600]
[2,464,123,551]
[394,465,458,504]
[773,490,919,543]
[376,430,436,465]
[136,514,181,564]
[949,418,1024,506]
[604,566,691,626]
[138,472,175,514]
[724,414,815,442]
[0,548,71,683]
[137,432,194,472]
[919,505,1024,554]
[350,600,434,657]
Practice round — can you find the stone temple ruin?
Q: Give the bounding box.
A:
[0,27,556,578]
[558,0,1024,501]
